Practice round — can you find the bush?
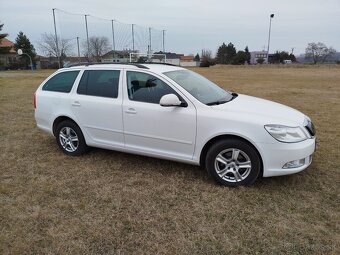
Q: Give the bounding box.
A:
[256,58,265,64]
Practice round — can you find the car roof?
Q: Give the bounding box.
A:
[65,63,184,73]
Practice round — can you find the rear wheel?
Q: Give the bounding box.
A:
[56,120,88,156]
[205,139,261,187]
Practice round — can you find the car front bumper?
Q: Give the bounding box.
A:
[256,137,316,177]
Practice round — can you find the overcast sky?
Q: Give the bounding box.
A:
[1,0,339,56]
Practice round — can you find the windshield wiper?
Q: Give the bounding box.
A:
[206,100,229,106]
[206,93,238,106]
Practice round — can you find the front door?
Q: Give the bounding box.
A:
[122,70,196,160]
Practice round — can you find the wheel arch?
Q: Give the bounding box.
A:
[199,134,264,176]
[52,115,79,137]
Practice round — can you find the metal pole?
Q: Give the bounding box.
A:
[24,53,33,70]
[85,14,90,62]
[111,20,116,61]
[131,24,135,51]
[52,8,60,68]
[162,30,165,52]
[149,27,152,54]
[267,14,274,64]
[76,37,80,62]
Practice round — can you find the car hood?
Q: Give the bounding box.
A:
[211,94,306,126]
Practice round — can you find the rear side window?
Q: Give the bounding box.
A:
[77,70,120,98]
[42,71,80,93]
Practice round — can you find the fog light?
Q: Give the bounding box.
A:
[283,158,305,169]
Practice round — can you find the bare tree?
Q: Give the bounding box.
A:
[38,33,73,65]
[200,49,215,67]
[83,36,110,62]
[305,42,336,64]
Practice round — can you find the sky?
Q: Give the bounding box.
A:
[1,0,339,56]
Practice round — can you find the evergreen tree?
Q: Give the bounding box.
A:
[194,53,200,61]
[232,51,248,65]
[14,31,36,67]
[272,51,296,63]
[216,42,236,64]
[244,46,250,64]
[0,22,10,54]
[225,43,236,64]
[216,42,227,64]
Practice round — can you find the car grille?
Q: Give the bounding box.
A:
[305,120,316,137]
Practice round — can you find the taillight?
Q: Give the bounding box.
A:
[34,93,36,108]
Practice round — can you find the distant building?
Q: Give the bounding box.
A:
[250,51,268,64]
[179,55,200,67]
[0,38,18,69]
[101,50,137,63]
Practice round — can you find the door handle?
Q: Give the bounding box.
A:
[125,108,137,114]
[72,101,81,107]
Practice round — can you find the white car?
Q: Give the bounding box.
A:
[34,63,316,186]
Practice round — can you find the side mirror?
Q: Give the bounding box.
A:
[160,94,186,107]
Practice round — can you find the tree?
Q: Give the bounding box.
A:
[0,22,11,54]
[0,22,8,42]
[39,33,73,66]
[14,31,36,68]
[244,46,250,64]
[305,42,336,64]
[194,53,200,61]
[231,51,248,65]
[216,43,227,64]
[200,49,215,67]
[271,51,296,64]
[83,36,110,62]
[216,42,236,64]
[256,58,265,64]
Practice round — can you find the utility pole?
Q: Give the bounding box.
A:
[266,13,274,64]
[131,24,135,51]
[52,8,60,68]
[76,37,80,62]
[85,14,90,62]
[111,20,116,60]
[149,27,152,54]
[162,30,165,52]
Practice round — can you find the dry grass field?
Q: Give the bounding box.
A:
[0,65,339,254]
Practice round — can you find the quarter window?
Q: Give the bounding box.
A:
[77,70,120,98]
[126,71,179,104]
[42,71,80,93]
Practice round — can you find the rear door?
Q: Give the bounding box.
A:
[70,69,124,148]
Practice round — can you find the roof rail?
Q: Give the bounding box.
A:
[66,62,149,69]
[65,62,178,69]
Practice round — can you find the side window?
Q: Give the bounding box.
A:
[42,71,80,93]
[126,71,179,104]
[77,70,120,98]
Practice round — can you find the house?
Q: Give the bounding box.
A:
[153,51,183,65]
[250,51,268,64]
[179,55,200,67]
[250,51,276,64]
[101,50,137,63]
[0,38,18,69]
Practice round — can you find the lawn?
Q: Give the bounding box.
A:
[0,65,339,254]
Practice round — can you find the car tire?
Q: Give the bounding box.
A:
[205,139,261,187]
[56,120,88,156]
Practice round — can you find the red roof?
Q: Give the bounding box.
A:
[180,55,194,61]
[0,38,16,53]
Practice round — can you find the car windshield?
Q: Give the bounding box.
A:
[163,70,233,105]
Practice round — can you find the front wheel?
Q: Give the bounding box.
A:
[205,139,261,187]
[56,120,88,156]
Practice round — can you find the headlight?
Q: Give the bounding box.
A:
[264,125,309,143]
